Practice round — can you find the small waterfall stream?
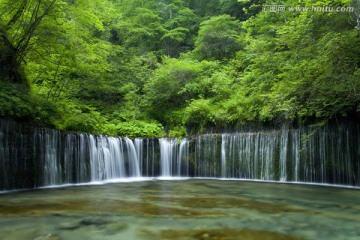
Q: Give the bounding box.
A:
[1,119,359,190]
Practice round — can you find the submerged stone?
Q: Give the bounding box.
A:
[34,234,62,240]
[59,219,113,231]
[104,222,128,234]
[0,180,359,240]
[142,228,304,240]
[146,196,308,214]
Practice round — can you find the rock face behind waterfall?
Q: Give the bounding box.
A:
[1,119,360,191]
[0,120,38,190]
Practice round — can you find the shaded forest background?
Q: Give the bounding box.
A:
[0,0,359,137]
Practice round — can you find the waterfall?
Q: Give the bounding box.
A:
[279,128,289,181]
[77,134,89,183]
[103,137,124,179]
[292,130,300,182]
[124,138,141,178]
[1,119,360,191]
[89,135,100,181]
[135,138,143,176]
[194,135,219,178]
[36,129,61,186]
[177,138,189,176]
[221,135,227,178]
[158,138,191,177]
[159,138,176,177]
[143,138,156,177]
[63,135,74,183]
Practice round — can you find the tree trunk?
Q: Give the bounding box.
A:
[0,30,22,83]
[0,0,57,84]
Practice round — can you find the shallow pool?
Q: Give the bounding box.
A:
[0,179,359,240]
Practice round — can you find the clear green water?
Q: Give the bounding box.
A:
[0,179,359,240]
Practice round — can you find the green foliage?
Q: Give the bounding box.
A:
[0,83,31,118]
[144,57,222,126]
[144,57,202,120]
[193,15,241,60]
[184,99,214,130]
[1,0,359,137]
[168,126,188,137]
[0,83,59,125]
[57,111,107,134]
[115,121,165,138]
[218,2,360,126]
[51,101,107,134]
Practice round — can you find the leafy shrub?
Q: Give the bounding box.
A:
[184,99,214,131]
[0,83,32,118]
[0,83,59,125]
[168,126,187,137]
[29,93,61,126]
[115,120,165,138]
[54,105,108,134]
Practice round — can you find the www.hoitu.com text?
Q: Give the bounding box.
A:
[262,5,354,13]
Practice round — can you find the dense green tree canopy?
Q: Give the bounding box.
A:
[0,0,359,136]
[193,14,241,60]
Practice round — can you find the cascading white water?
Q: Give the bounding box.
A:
[143,138,156,176]
[279,128,288,181]
[91,136,141,180]
[98,137,111,180]
[221,135,227,178]
[194,135,219,177]
[124,138,141,177]
[319,130,327,183]
[292,130,300,182]
[63,134,74,183]
[238,133,251,179]
[1,119,359,191]
[104,137,125,179]
[159,138,175,177]
[40,129,61,186]
[89,135,100,181]
[177,138,189,176]
[158,138,190,177]
[77,134,88,183]
[135,138,143,175]
[41,131,143,184]
[219,131,277,180]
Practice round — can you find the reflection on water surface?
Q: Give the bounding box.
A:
[0,179,359,240]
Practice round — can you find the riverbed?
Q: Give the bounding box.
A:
[0,179,359,239]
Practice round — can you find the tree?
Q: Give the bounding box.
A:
[110,2,164,55]
[159,0,197,56]
[0,0,58,83]
[1,0,358,136]
[219,0,264,21]
[227,2,360,125]
[193,15,241,60]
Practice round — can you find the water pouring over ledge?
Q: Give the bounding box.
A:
[0,119,359,191]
